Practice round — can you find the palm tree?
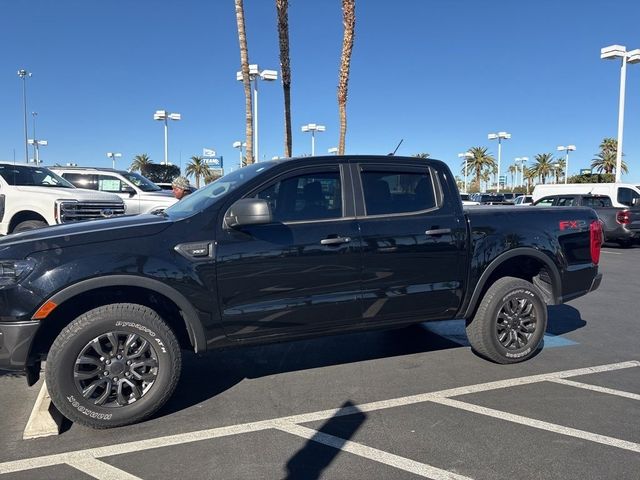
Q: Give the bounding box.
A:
[508,164,517,189]
[130,154,152,172]
[532,153,554,184]
[185,156,211,188]
[276,0,292,157]
[412,153,430,158]
[464,146,496,189]
[592,137,628,174]
[554,158,566,183]
[235,0,254,164]
[523,166,535,193]
[337,0,356,155]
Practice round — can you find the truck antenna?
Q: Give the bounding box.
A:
[388,139,403,156]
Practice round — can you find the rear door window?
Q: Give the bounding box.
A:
[361,168,437,216]
[617,187,640,207]
[62,173,98,190]
[582,196,612,208]
[535,197,556,207]
[556,196,576,206]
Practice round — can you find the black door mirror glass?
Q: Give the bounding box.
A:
[225,198,273,228]
[122,185,136,196]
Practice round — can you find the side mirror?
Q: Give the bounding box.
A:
[122,185,136,197]
[225,198,272,228]
[632,197,640,207]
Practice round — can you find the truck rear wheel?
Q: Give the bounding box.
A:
[466,277,547,364]
[46,303,181,428]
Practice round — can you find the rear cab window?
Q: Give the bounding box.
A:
[360,167,437,216]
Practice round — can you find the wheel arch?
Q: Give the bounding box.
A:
[30,276,207,360]
[9,210,48,233]
[461,248,561,320]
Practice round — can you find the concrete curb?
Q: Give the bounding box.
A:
[23,381,64,440]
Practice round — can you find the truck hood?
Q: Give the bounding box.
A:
[14,186,122,202]
[0,214,172,255]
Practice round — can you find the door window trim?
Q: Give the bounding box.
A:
[243,164,352,225]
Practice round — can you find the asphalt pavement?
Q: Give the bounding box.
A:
[1,244,639,480]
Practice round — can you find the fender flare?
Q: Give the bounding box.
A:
[37,275,207,353]
[461,247,562,319]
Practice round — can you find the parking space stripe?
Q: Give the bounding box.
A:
[66,457,143,480]
[276,423,473,480]
[431,397,640,453]
[549,378,640,401]
[0,360,638,476]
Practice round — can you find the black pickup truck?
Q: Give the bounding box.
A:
[533,193,640,247]
[0,156,603,428]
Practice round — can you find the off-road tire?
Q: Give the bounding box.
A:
[46,303,181,428]
[466,277,547,364]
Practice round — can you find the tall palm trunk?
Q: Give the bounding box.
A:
[235,0,254,164]
[337,0,355,155]
[276,0,292,157]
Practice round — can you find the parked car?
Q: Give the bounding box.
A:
[502,193,516,203]
[532,183,640,208]
[0,163,125,235]
[460,193,480,206]
[0,155,602,428]
[533,194,640,247]
[514,195,533,206]
[475,193,511,205]
[50,166,177,214]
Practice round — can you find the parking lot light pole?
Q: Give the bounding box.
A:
[601,45,640,182]
[236,65,278,162]
[556,145,576,184]
[301,124,326,156]
[233,141,246,168]
[153,110,181,165]
[515,157,528,189]
[488,131,511,192]
[27,138,47,165]
[17,69,32,163]
[458,152,473,193]
[106,152,122,169]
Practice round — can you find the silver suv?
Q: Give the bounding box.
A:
[51,167,177,215]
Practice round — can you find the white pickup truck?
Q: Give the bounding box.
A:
[0,163,126,235]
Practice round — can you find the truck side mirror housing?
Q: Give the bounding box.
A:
[225,198,273,228]
[122,185,136,197]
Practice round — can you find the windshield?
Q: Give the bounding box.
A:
[120,171,162,192]
[0,164,75,188]
[164,162,277,219]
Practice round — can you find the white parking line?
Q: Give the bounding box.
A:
[550,378,640,401]
[431,397,640,453]
[276,422,473,480]
[66,457,143,480]
[0,360,638,477]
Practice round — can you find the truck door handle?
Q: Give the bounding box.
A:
[320,236,351,245]
[425,228,451,236]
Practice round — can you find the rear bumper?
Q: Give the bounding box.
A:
[0,321,39,372]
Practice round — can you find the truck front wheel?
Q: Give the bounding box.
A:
[14,220,48,233]
[466,277,547,364]
[46,303,182,428]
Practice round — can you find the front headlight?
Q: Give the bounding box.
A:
[0,259,36,287]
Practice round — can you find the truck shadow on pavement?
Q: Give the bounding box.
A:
[546,304,586,336]
[159,325,462,417]
[160,305,586,418]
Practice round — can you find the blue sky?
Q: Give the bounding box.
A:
[2,0,640,182]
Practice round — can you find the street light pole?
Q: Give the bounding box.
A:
[488,131,511,192]
[17,69,32,163]
[458,152,473,193]
[301,123,326,156]
[233,141,246,169]
[600,45,640,182]
[106,152,122,169]
[236,65,278,162]
[153,110,181,165]
[515,157,528,190]
[557,145,576,184]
